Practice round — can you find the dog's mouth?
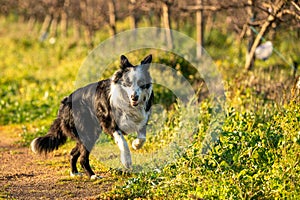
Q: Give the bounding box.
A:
[131,100,139,107]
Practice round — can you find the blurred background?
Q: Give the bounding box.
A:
[1,0,299,68]
[1,0,299,120]
[1,1,300,198]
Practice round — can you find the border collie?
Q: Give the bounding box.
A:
[31,55,153,179]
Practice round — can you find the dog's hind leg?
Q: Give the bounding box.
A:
[113,131,132,169]
[70,143,81,177]
[78,144,96,179]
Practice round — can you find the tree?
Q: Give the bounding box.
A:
[196,0,204,58]
[244,0,300,71]
[108,0,117,36]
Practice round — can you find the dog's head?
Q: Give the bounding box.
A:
[111,55,152,107]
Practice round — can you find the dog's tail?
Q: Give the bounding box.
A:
[31,117,67,154]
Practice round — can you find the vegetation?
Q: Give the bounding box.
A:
[101,100,299,199]
[1,5,300,199]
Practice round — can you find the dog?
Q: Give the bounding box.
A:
[31,55,153,179]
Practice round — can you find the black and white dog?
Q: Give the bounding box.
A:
[31,55,153,179]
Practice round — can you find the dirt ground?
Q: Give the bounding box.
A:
[0,126,115,200]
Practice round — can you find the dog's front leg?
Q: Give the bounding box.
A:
[132,126,146,150]
[113,131,132,169]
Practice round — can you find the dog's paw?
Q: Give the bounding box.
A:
[70,172,83,177]
[120,151,132,169]
[132,138,146,150]
[90,175,103,180]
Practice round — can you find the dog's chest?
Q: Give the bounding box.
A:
[114,105,149,134]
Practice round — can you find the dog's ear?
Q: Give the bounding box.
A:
[140,54,152,70]
[141,54,152,65]
[120,55,133,69]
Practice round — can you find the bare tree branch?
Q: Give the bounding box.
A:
[291,1,300,12]
[245,0,286,71]
[281,9,300,21]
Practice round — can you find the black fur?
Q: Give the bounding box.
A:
[31,55,153,178]
[120,55,134,69]
[32,118,67,153]
[146,92,154,112]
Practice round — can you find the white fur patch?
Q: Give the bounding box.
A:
[70,172,83,177]
[30,138,38,153]
[91,175,103,180]
[109,67,152,134]
[132,138,146,150]
[113,131,132,169]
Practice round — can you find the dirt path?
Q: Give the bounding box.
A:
[0,126,115,200]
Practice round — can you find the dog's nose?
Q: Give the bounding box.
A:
[131,94,139,101]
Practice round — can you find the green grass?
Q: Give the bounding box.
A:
[0,17,87,127]
[102,101,300,199]
[1,16,300,199]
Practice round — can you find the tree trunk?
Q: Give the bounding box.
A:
[196,0,204,58]
[245,0,286,71]
[151,13,161,39]
[61,0,70,38]
[129,14,137,30]
[49,13,59,38]
[61,12,68,38]
[129,0,137,29]
[27,16,36,31]
[205,12,214,36]
[73,19,81,42]
[162,2,173,49]
[40,14,52,41]
[84,26,93,46]
[61,11,68,38]
[108,0,116,36]
[80,0,93,46]
[245,0,256,71]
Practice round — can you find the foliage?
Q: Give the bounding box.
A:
[103,101,300,199]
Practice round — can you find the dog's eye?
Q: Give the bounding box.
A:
[138,81,151,89]
[138,81,144,87]
[140,83,151,89]
[138,81,145,88]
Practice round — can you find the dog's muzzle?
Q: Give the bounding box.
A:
[131,94,139,106]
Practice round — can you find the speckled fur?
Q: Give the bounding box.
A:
[31,55,153,178]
